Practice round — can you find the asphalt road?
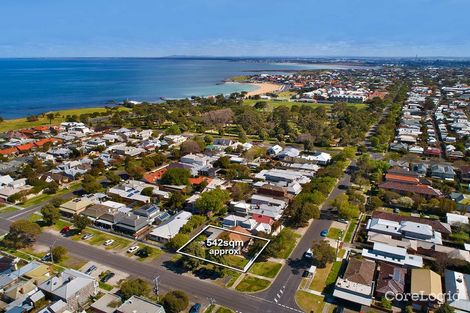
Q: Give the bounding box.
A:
[0,171,350,313]
[258,219,332,308]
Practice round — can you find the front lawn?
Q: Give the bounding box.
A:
[309,263,333,291]
[324,261,342,294]
[235,276,270,292]
[223,255,248,269]
[343,219,358,243]
[20,182,81,208]
[295,291,325,313]
[327,227,343,240]
[249,261,282,278]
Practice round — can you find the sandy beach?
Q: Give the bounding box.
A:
[246,82,283,96]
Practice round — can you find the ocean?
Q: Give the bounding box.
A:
[0,58,363,119]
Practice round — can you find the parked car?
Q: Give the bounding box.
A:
[127,246,139,254]
[320,229,328,237]
[41,253,51,262]
[101,271,115,283]
[103,239,114,246]
[337,218,348,224]
[303,248,313,259]
[82,233,94,240]
[302,270,310,277]
[85,265,97,275]
[60,226,70,234]
[189,303,201,313]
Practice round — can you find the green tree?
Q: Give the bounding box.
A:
[82,174,102,194]
[46,113,55,124]
[51,246,68,263]
[3,220,42,249]
[162,290,189,313]
[311,240,336,268]
[141,186,154,197]
[165,233,190,252]
[120,278,151,300]
[73,214,91,233]
[161,168,191,185]
[106,171,121,185]
[195,188,230,215]
[165,192,186,211]
[231,182,251,201]
[180,140,201,155]
[40,204,60,225]
[380,297,392,310]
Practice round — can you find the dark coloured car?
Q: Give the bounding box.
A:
[189,303,201,313]
[302,270,309,277]
[85,265,97,275]
[338,184,348,190]
[101,272,115,283]
[320,229,328,237]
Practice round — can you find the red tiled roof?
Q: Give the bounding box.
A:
[0,147,19,155]
[252,214,273,225]
[188,176,212,185]
[378,181,442,197]
[33,126,51,131]
[16,143,35,152]
[143,168,167,184]
[34,138,61,147]
[385,173,419,184]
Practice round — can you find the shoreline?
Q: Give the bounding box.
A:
[245,82,283,96]
[225,81,283,96]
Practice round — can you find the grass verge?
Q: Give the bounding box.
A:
[235,276,270,292]
[295,291,325,313]
[248,261,282,278]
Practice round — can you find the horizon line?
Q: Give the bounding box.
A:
[1,55,470,60]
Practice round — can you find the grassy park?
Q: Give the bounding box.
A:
[0,106,130,132]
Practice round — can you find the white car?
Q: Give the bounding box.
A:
[127,246,139,254]
[103,239,114,246]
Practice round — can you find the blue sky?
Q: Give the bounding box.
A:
[1,0,469,57]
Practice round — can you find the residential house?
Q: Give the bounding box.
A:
[113,213,150,238]
[90,293,122,313]
[108,180,158,204]
[361,242,423,267]
[39,269,97,312]
[430,164,455,180]
[116,296,166,313]
[446,213,469,226]
[268,145,283,156]
[59,197,93,217]
[134,204,160,223]
[444,270,470,313]
[410,269,443,311]
[460,166,470,183]
[333,258,376,306]
[450,192,470,212]
[374,262,407,299]
[148,211,192,243]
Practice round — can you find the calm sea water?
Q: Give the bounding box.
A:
[0,58,362,119]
